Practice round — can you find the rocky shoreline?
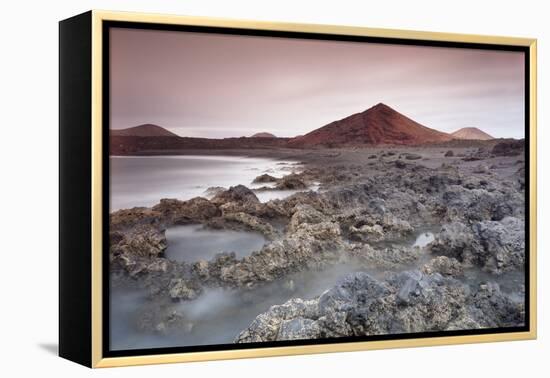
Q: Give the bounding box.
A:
[109,141,526,344]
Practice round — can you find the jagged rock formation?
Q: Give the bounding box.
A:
[235,270,523,342]
[108,146,526,338]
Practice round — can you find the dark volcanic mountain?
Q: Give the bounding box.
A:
[451,127,494,140]
[288,103,453,147]
[111,124,179,137]
[251,132,277,138]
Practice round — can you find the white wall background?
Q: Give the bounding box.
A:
[0,0,546,376]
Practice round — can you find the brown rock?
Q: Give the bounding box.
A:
[252,174,278,184]
[152,197,220,224]
[276,174,308,190]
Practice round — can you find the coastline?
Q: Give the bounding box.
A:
[108,143,526,349]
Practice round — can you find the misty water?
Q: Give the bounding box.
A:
[110,262,369,350]
[110,224,524,351]
[109,228,442,351]
[108,154,512,350]
[110,155,308,211]
[165,225,266,263]
[109,154,327,350]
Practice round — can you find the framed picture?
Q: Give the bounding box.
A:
[59,10,537,368]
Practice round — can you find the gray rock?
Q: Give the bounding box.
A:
[235,298,318,342]
[349,244,419,270]
[429,222,476,262]
[404,153,422,160]
[318,272,390,314]
[278,318,321,340]
[492,140,524,157]
[473,217,525,274]
[473,164,488,174]
[465,282,525,328]
[422,256,464,277]
[236,271,486,342]
[395,160,407,169]
[168,278,200,300]
[430,217,524,274]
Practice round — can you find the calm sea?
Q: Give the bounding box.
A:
[110,155,301,211]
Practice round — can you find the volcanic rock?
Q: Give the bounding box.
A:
[252,174,278,184]
[276,174,308,190]
[492,140,525,157]
[152,197,220,224]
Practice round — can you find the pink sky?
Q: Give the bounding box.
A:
[110,27,525,139]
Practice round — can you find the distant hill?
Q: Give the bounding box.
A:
[288,103,453,147]
[111,124,179,137]
[451,127,494,140]
[110,135,291,155]
[251,132,277,138]
[109,104,498,155]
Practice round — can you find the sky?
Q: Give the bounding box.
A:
[110,28,525,139]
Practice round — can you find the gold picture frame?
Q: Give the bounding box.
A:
[59,10,537,368]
